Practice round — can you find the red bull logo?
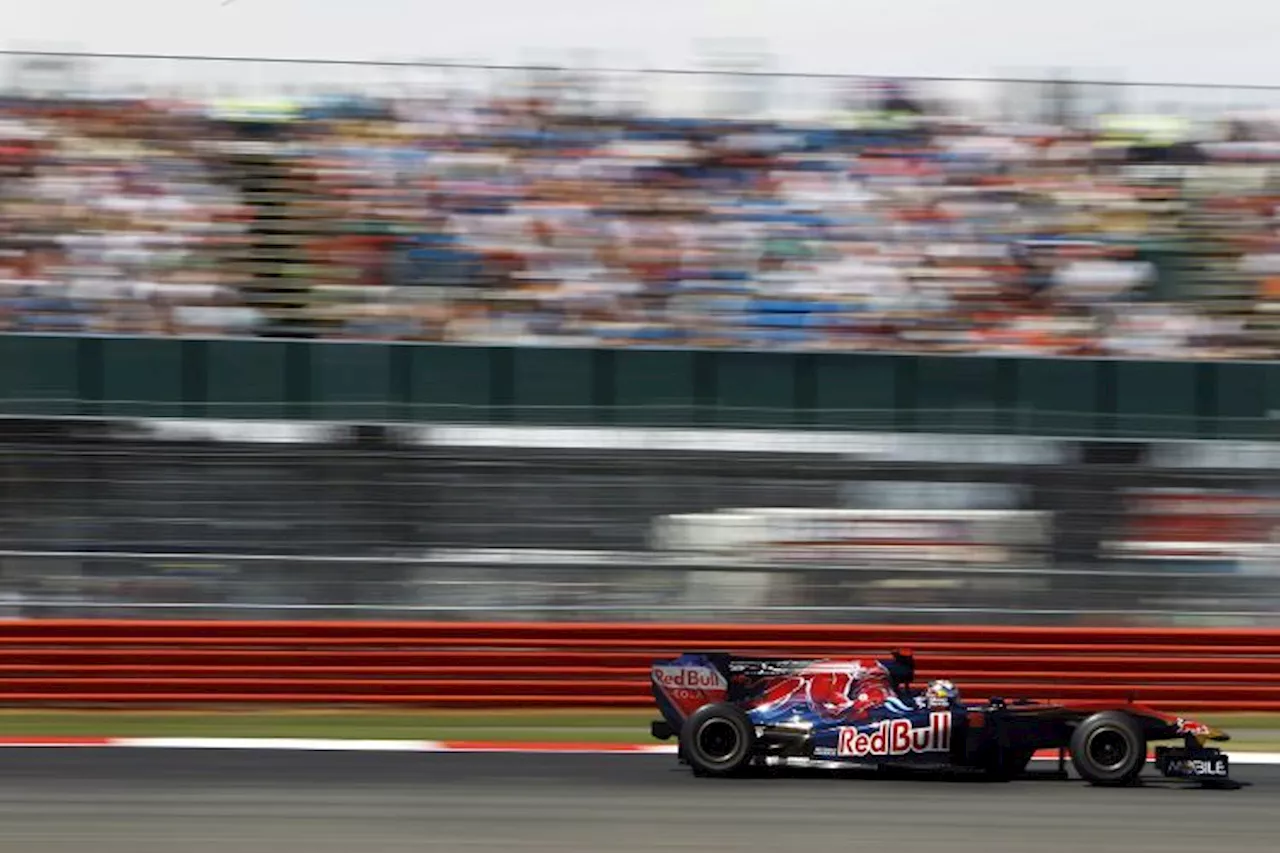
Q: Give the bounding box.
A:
[652,664,729,718]
[652,665,727,691]
[836,712,951,757]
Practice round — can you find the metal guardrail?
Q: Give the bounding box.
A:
[1,399,1276,440]
[0,548,1276,626]
[0,416,1270,626]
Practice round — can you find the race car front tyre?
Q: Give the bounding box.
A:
[680,703,756,777]
[1069,711,1147,786]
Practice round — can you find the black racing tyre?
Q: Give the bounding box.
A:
[679,703,756,777]
[1069,711,1146,786]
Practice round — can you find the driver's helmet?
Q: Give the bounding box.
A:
[924,679,960,710]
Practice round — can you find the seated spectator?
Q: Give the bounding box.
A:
[0,82,1273,358]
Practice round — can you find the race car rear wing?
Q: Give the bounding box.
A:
[650,649,917,729]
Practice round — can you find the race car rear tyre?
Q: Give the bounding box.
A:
[1069,711,1146,786]
[680,703,756,777]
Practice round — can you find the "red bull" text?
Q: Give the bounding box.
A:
[836,712,952,757]
[652,665,727,691]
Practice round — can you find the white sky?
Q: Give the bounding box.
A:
[1,1,1278,118]
[0,0,1275,82]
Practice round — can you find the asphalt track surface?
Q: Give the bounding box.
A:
[0,749,1275,853]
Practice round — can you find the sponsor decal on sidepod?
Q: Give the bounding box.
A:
[836,712,951,758]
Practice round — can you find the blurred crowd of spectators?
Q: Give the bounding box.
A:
[1,80,1279,358]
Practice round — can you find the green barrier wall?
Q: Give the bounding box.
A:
[0,334,1273,439]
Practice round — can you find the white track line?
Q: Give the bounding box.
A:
[0,738,1276,763]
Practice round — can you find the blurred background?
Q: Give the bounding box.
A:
[0,21,1276,627]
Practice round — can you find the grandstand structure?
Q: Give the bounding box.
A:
[0,51,1274,626]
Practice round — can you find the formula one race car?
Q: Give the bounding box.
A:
[649,650,1233,786]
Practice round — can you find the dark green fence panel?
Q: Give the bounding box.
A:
[408,344,494,422]
[1113,360,1199,439]
[511,346,595,425]
[0,335,81,417]
[205,339,290,419]
[0,334,1273,439]
[310,342,396,422]
[713,351,797,427]
[912,355,1012,434]
[1268,364,1280,436]
[612,349,700,426]
[810,353,898,430]
[1014,358,1102,437]
[99,337,186,419]
[1210,362,1268,440]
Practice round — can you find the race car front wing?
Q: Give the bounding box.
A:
[1153,737,1233,787]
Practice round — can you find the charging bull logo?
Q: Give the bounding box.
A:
[836,712,952,758]
[750,660,901,723]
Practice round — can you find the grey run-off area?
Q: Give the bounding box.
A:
[0,749,1273,853]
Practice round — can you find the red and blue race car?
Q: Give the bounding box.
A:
[649,649,1233,786]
